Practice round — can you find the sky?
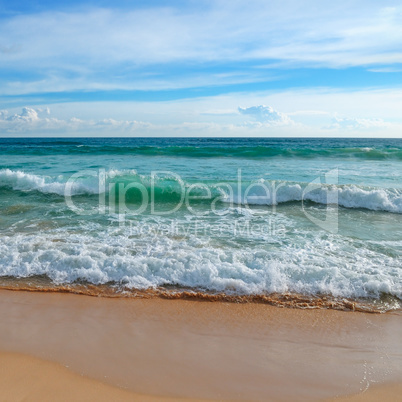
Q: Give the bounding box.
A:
[1,0,402,137]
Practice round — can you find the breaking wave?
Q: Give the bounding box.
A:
[1,169,401,213]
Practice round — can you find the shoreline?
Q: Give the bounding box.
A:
[0,289,401,400]
[0,280,399,313]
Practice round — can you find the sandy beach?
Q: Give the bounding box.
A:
[0,290,401,401]
[0,351,185,402]
[1,352,401,402]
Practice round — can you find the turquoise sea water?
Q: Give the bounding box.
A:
[0,138,401,308]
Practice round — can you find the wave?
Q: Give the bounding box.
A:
[3,144,402,160]
[231,182,402,214]
[1,169,401,213]
[0,228,400,308]
[0,168,100,196]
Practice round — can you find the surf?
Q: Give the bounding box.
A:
[1,168,401,214]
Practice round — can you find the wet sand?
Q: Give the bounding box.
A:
[0,290,401,401]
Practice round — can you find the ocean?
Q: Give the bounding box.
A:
[0,137,401,311]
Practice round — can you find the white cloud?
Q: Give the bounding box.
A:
[0,106,299,136]
[3,86,402,137]
[238,105,293,125]
[326,116,397,130]
[7,107,40,122]
[1,2,402,93]
[0,107,150,134]
[0,107,63,132]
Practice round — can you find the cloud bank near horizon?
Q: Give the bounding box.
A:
[1,103,400,137]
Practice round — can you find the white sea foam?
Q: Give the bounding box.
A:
[0,225,400,301]
[0,168,100,196]
[0,169,65,195]
[1,169,401,213]
[225,181,402,213]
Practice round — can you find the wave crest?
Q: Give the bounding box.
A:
[1,169,401,213]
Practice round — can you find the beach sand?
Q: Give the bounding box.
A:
[1,352,401,402]
[0,290,400,401]
[0,351,189,402]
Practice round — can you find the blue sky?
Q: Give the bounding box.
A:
[1,0,402,137]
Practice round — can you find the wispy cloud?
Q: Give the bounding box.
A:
[1,1,402,95]
[368,67,402,73]
[326,116,397,130]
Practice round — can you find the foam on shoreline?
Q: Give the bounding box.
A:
[0,278,399,313]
